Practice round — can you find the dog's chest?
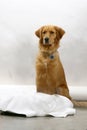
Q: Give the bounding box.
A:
[36,52,58,77]
[43,54,55,68]
[42,58,56,73]
[43,59,48,68]
[41,58,58,86]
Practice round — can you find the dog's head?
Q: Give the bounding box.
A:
[35,25,65,52]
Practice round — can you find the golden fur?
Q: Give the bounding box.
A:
[35,25,87,107]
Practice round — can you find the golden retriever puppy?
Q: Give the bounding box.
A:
[35,25,71,100]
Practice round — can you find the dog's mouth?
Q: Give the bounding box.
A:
[43,43,52,47]
[43,38,52,46]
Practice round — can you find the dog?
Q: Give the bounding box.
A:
[35,25,87,107]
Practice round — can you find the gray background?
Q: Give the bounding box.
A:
[0,0,87,86]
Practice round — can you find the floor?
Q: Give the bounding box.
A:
[0,108,87,130]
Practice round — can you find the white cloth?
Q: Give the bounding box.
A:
[0,85,76,117]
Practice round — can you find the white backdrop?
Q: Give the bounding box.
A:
[0,0,87,86]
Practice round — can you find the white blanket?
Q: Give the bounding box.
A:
[0,85,76,117]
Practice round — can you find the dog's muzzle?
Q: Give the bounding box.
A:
[45,37,49,43]
[43,37,50,45]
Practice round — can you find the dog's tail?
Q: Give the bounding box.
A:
[72,100,87,107]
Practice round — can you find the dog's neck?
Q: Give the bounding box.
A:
[40,50,57,60]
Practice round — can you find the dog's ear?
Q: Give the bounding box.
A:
[35,28,41,38]
[54,26,65,39]
[35,27,43,38]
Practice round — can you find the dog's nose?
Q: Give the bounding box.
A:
[44,37,49,43]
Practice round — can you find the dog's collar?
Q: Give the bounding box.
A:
[41,51,57,60]
[49,54,54,59]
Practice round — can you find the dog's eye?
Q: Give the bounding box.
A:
[42,31,47,34]
[50,31,55,34]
